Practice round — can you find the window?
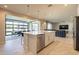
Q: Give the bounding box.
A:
[6,18,28,36]
[5,17,41,36]
[31,21,40,31]
[47,23,53,30]
[32,23,39,31]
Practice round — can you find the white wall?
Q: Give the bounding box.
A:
[52,23,58,30]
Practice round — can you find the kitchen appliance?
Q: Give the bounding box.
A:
[73,16,79,51]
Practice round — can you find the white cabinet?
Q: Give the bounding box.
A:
[23,32,45,54]
[23,31,55,54]
[45,31,55,46]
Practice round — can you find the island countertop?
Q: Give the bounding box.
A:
[23,31,45,35]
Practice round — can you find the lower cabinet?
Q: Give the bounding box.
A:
[45,31,55,46]
[24,31,55,54]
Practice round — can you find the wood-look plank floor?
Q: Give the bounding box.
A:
[0,36,79,55]
[38,37,79,55]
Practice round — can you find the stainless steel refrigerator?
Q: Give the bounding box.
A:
[73,16,79,51]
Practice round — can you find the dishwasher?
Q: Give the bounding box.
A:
[37,34,45,52]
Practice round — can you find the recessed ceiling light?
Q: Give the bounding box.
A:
[64,4,68,7]
[4,5,8,8]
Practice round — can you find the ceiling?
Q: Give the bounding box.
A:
[0,4,78,22]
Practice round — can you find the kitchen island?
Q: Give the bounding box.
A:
[23,31,55,54]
